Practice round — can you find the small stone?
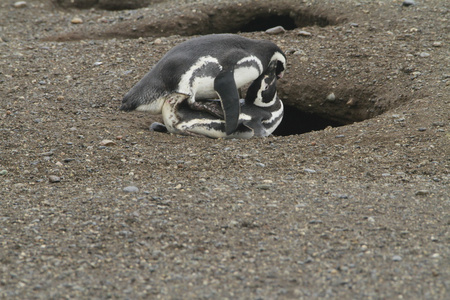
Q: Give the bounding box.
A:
[415,190,430,196]
[0,170,7,175]
[256,184,271,190]
[153,38,162,44]
[40,151,53,156]
[99,139,116,146]
[309,219,323,224]
[417,127,426,131]
[48,175,61,183]
[57,95,65,100]
[71,17,83,24]
[346,98,357,106]
[13,1,27,8]
[255,163,265,167]
[265,26,286,35]
[350,23,359,27]
[432,41,442,47]
[304,168,316,174]
[392,255,402,262]
[419,52,430,58]
[123,186,139,193]
[93,61,103,66]
[402,0,415,7]
[229,220,239,227]
[367,216,375,224]
[326,93,336,101]
[297,30,312,37]
[431,253,440,259]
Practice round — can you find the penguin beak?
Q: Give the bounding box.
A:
[277,71,284,79]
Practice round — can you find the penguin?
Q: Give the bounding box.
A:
[120,34,286,135]
[158,60,283,139]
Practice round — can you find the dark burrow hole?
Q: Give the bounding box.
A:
[273,105,344,136]
[239,15,298,32]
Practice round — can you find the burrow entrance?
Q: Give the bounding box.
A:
[273,105,344,136]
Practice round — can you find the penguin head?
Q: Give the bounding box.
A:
[270,51,286,80]
[245,60,278,107]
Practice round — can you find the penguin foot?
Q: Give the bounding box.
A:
[150,122,168,133]
[190,100,224,119]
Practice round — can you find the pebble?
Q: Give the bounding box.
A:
[346,98,357,106]
[402,0,415,6]
[432,41,442,47]
[0,170,7,175]
[304,168,316,174]
[419,52,430,58]
[309,219,323,224]
[415,190,430,196]
[48,175,61,183]
[153,38,162,44]
[265,26,286,35]
[417,127,427,131]
[71,17,83,24]
[326,93,336,101]
[40,150,55,156]
[123,186,139,193]
[255,163,265,167]
[93,61,103,66]
[431,253,440,259]
[297,30,312,37]
[13,1,27,8]
[392,255,402,262]
[256,184,271,190]
[99,139,116,146]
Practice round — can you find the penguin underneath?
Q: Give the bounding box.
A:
[156,60,283,139]
[120,34,286,135]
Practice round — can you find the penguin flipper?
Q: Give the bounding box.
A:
[149,122,168,133]
[214,70,240,135]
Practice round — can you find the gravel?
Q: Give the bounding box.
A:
[0,0,449,299]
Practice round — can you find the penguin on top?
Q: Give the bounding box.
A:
[155,60,284,139]
[120,34,286,135]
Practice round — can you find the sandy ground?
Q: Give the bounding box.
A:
[1,0,449,298]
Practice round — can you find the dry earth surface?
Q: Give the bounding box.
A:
[1,0,449,299]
